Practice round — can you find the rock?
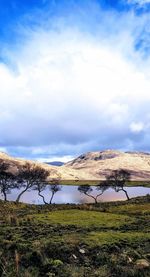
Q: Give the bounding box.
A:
[135,259,150,269]
[79,249,85,254]
[127,256,133,263]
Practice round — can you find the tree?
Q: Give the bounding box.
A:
[16,163,49,203]
[36,178,62,204]
[0,160,16,201]
[106,169,131,200]
[36,182,47,204]
[78,183,108,204]
[49,179,62,204]
[96,180,110,199]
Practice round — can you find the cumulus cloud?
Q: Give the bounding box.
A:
[0,3,150,159]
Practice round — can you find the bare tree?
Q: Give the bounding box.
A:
[0,161,16,201]
[36,178,62,204]
[78,183,108,203]
[106,169,131,200]
[16,163,49,203]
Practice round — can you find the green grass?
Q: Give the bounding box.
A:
[85,231,150,246]
[40,230,150,248]
[32,209,133,228]
[0,195,150,277]
[60,180,101,185]
[109,203,150,215]
[60,180,150,187]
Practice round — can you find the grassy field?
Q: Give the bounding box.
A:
[0,196,150,276]
[60,180,150,187]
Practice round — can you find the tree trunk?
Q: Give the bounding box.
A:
[95,192,103,203]
[49,192,55,204]
[122,189,130,200]
[38,191,48,205]
[3,190,7,201]
[94,198,98,204]
[85,193,97,203]
[16,188,28,203]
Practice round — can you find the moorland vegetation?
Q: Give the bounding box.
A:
[0,160,150,276]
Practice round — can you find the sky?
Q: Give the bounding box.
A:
[0,0,150,162]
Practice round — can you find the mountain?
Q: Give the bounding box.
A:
[64,150,150,180]
[45,161,64,166]
[0,152,78,180]
[1,150,150,180]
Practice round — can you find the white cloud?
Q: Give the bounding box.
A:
[130,122,144,133]
[127,0,150,6]
[0,6,150,157]
[0,147,7,153]
[37,155,73,163]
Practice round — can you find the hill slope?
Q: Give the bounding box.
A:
[64,150,150,180]
[1,150,150,180]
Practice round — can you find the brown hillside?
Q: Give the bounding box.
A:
[1,150,150,180]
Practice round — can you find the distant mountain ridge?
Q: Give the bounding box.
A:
[1,150,150,181]
[45,161,64,166]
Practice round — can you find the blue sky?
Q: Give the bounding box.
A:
[0,0,150,161]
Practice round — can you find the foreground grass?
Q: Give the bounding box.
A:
[0,196,150,277]
[32,210,133,228]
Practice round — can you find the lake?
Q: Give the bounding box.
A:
[1,185,150,204]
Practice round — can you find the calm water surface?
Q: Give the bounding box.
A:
[2,185,150,204]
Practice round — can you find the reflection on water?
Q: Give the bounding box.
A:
[1,185,150,204]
